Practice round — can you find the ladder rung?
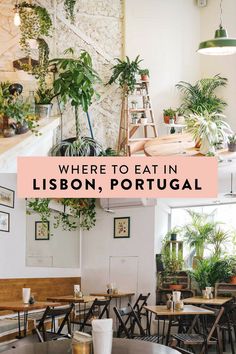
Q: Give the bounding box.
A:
[129,138,151,142]
[130,123,155,126]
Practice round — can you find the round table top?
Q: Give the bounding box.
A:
[4,338,180,354]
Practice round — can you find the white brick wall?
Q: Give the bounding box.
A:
[0,0,123,149]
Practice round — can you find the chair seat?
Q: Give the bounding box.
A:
[173,334,206,345]
[133,335,161,343]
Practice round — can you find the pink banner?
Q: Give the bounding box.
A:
[17,156,218,198]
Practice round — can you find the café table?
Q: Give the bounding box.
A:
[0,301,61,338]
[183,296,232,306]
[90,292,135,307]
[3,338,181,354]
[144,304,214,345]
[144,132,236,160]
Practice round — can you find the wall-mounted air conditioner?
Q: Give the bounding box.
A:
[100,198,157,210]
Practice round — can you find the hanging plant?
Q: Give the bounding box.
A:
[27,198,96,231]
[18,2,52,54]
[64,0,77,23]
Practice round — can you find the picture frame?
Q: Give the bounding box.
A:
[0,186,15,209]
[114,217,130,239]
[35,221,50,240]
[0,211,10,232]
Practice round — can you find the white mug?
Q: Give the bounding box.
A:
[22,288,31,304]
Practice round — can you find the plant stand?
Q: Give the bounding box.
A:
[117,80,158,155]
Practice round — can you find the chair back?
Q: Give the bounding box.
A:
[36,303,74,342]
[195,305,224,343]
[79,298,110,331]
[133,293,150,316]
[114,303,145,338]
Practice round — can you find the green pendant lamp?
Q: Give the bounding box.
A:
[198,0,236,55]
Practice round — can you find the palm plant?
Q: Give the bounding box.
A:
[107,56,142,94]
[182,210,216,258]
[185,111,232,155]
[208,227,232,258]
[191,257,233,290]
[176,75,227,115]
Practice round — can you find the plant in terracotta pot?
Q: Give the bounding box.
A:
[228,134,236,152]
[163,108,176,124]
[139,68,149,81]
[168,277,184,291]
[50,48,102,156]
[185,111,232,155]
[182,210,216,267]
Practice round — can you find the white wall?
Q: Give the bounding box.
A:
[0,174,81,279]
[154,200,170,255]
[125,0,201,135]
[199,0,236,131]
[82,205,156,304]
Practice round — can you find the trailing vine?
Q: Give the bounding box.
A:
[18,2,52,54]
[64,0,77,23]
[27,198,96,231]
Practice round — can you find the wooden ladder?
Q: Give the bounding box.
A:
[117,81,158,156]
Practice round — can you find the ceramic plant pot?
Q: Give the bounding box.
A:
[228,142,236,152]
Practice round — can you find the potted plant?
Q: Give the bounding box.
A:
[107,55,143,94]
[168,277,183,291]
[131,114,139,124]
[185,111,232,155]
[207,227,231,259]
[50,48,102,156]
[182,210,216,267]
[139,112,148,125]
[176,107,186,124]
[176,75,228,115]
[35,87,54,119]
[139,69,149,81]
[228,134,236,152]
[131,100,138,109]
[5,100,38,135]
[191,257,233,291]
[163,108,176,124]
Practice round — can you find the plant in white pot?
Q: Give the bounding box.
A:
[185,111,232,155]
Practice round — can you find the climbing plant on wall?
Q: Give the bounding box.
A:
[27,198,96,231]
[64,0,77,23]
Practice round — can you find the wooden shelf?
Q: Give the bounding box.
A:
[130,123,155,127]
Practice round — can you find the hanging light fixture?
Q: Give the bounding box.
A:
[198,0,236,55]
[13,0,21,27]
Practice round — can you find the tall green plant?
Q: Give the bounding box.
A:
[208,227,231,258]
[107,56,142,94]
[52,48,101,139]
[191,257,233,290]
[186,111,232,155]
[182,210,216,258]
[176,75,227,114]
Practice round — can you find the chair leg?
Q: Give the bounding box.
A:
[228,328,235,354]
[222,329,226,352]
[216,327,223,354]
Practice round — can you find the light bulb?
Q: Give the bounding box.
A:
[14,11,21,26]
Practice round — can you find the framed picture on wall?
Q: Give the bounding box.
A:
[0,186,15,208]
[0,211,10,232]
[114,217,130,239]
[35,221,50,240]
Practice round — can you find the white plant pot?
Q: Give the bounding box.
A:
[140,118,148,125]
[36,104,53,119]
[199,137,215,155]
[176,116,185,124]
